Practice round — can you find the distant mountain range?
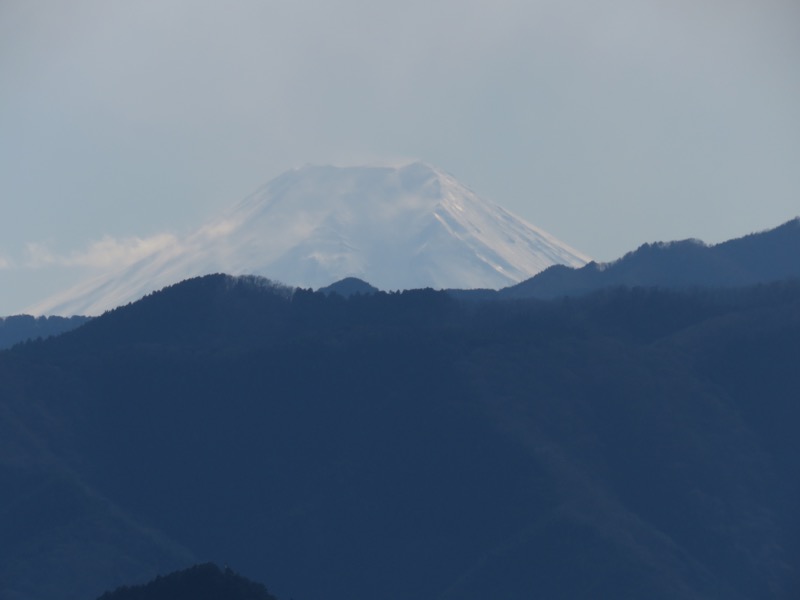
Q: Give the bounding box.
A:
[27,162,589,316]
[498,217,800,299]
[4,162,798,599]
[0,315,90,350]
[4,217,797,354]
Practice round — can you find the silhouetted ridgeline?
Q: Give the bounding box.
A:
[499,217,800,299]
[0,314,90,349]
[0,274,798,600]
[96,564,277,600]
[317,276,379,297]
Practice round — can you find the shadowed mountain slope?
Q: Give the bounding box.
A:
[317,276,379,297]
[0,315,90,349]
[501,217,800,299]
[0,275,798,599]
[96,564,277,600]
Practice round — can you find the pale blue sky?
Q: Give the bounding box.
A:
[1,0,799,314]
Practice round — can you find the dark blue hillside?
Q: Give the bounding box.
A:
[502,218,800,299]
[97,563,277,600]
[0,275,798,599]
[0,314,90,349]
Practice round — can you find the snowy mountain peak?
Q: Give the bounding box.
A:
[27,163,590,315]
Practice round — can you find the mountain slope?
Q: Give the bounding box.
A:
[318,277,379,297]
[2,275,798,599]
[502,217,800,299]
[0,315,90,349]
[27,163,589,315]
[97,564,277,600]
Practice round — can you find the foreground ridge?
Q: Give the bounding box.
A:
[97,564,278,600]
[2,276,798,599]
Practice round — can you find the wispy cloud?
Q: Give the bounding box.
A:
[0,256,13,270]
[23,233,179,270]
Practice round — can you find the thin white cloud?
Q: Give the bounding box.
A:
[23,233,179,270]
[193,219,239,240]
[0,256,13,269]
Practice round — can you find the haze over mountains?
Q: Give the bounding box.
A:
[4,217,797,352]
[27,162,589,316]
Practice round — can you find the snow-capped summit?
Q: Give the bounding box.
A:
[28,162,590,315]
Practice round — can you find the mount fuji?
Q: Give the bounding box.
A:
[28,162,590,315]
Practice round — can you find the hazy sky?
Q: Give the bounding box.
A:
[1,0,799,314]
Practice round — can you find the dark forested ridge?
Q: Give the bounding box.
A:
[96,563,277,600]
[499,217,800,299]
[317,276,379,297]
[0,314,90,349]
[0,274,798,600]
